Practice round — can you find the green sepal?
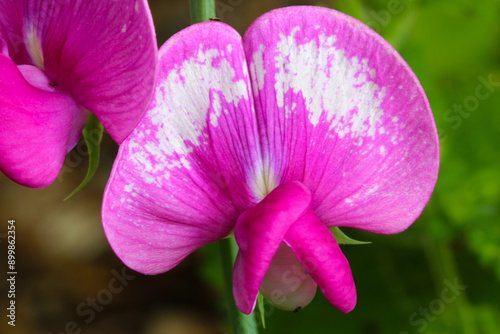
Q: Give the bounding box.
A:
[64,114,103,200]
[329,227,371,245]
[257,292,266,329]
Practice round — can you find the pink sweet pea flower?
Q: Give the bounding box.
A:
[102,7,439,314]
[0,0,157,188]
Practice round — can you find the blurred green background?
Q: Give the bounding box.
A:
[1,0,499,333]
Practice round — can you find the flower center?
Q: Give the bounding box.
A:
[251,162,278,200]
[233,181,356,314]
[25,28,44,71]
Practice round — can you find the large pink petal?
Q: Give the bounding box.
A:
[0,1,30,63]
[102,22,260,275]
[284,209,356,313]
[23,0,157,143]
[243,6,439,234]
[0,56,87,188]
[233,181,312,314]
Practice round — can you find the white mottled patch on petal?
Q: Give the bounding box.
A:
[380,146,386,156]
[148,47,248,151]
[284,102,297,119]
[344,192,361,206]
[126,46,249,188]
[274,28,386,139]
[367,185,379,195]
[124,183,134,192]
[344,184,380,206]
[211,93,222,127]
[249,45,266,94]
[391,135,398,144]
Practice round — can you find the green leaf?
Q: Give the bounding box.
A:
[64,114,103,200]
[257,293,266,329]
[329,227,371,245]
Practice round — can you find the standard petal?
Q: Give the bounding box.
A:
[0,1,30,63]
[23,0,157,143]
[0,56,87,188]
[233,181,312,314]
[243,6,439,234]
[284,209,356,313]
[102,22,260,275]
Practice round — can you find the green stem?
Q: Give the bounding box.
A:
[219,238,259,334]
[189,3,256,332]
[190,0,216,23]
[422,235,476,334]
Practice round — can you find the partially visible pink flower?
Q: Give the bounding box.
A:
[102,7,439,314]
[0,0,157,187]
